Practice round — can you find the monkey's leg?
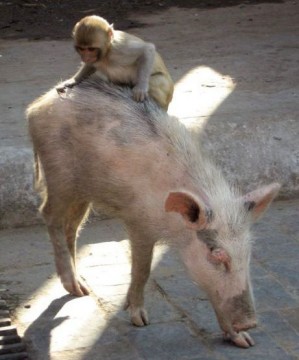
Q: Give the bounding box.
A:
[124,225,155,327]
[149,73,174,110]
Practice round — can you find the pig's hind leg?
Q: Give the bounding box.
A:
[124,226,155,326]
[41,198,89,297]
[64,202,91,295]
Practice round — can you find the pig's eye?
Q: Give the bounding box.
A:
[208,248,231,272]
[197,229,218,251]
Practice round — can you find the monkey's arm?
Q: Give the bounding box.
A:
[56,64,96,92]
[132,43,156,102]
[72,64,96,83]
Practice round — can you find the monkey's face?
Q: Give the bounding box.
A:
[73,17,113,64]
[75,46,99,64]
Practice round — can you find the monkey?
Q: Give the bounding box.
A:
[56,15,174,110]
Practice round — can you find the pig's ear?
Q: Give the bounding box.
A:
[243,183,281,221]
[165,191,209,230]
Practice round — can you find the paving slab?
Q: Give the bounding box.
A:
[0,199,298,359]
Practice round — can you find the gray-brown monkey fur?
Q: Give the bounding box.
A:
[57,15,174,110]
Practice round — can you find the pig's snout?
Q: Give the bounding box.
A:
[221,315,257,348]
[227,288,256,328]
[219,316,257,336]
[214,288,257,348]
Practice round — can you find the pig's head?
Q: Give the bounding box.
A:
[165,183,280,348]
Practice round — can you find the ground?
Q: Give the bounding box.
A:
[0,0,284,40]
[0,200,299,359]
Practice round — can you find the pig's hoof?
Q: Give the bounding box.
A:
[130,307,149,327]
[63,279,90,297]
[224,331,255,348]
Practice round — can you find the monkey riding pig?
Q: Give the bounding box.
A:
[56,15,174,110]
[27,78,280,348]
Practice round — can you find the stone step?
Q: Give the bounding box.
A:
[0,326,17,337]
[0,342,26,355]
[0,353,28,359]
[0,291,28,359]
[0,318,11,327]
[0,301,8,310]
[0,335,22,346]
[0,311,10,317]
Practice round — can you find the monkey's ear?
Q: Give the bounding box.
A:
[108,24,114,40]
[243,183,281,221]
[165,191,209,230]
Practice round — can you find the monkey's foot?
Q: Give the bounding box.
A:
[56,86,67,94]
[56,81,76,94]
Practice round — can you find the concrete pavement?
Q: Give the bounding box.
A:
[0,199,298,359]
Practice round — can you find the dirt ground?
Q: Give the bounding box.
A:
[0,0,284,40]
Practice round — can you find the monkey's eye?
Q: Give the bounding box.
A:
[75,46,98,52]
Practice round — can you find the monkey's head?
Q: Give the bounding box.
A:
[73,15,113,64]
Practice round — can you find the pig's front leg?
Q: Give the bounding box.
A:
[124,229,155,326]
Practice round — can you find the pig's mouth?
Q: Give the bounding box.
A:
[211,294,257,348]
[223,329,255,348]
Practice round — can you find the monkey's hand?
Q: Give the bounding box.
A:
[132,85,149,102]
[56,79,77,93]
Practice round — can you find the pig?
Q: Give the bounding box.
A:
[26,78,280,348]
